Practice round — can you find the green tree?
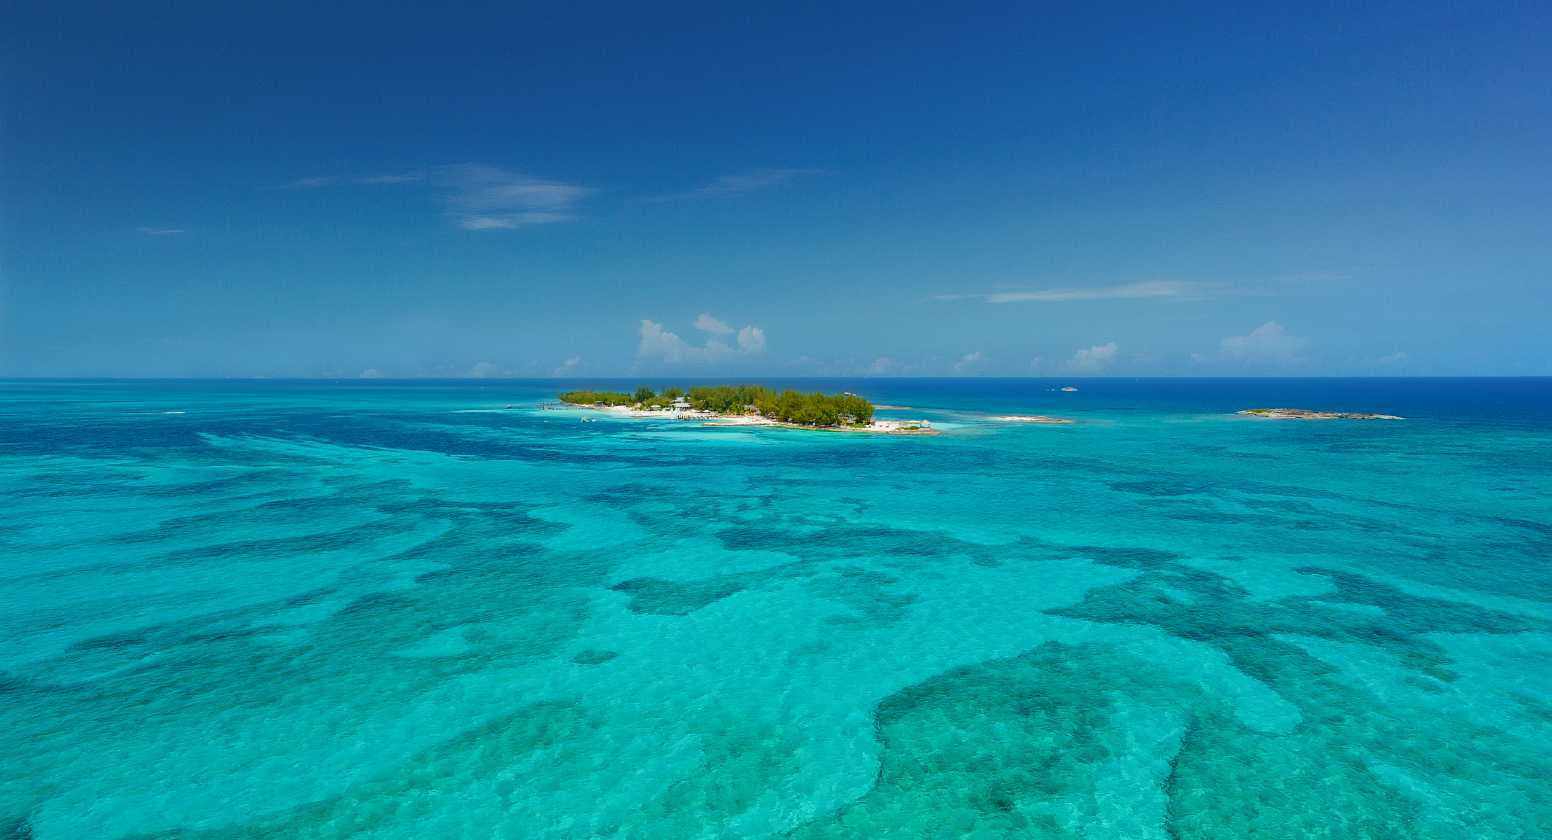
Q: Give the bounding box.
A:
[559,390,635,406]
[562,384,872,426]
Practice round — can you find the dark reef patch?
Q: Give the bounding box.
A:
[791,636,1552,838]
[570,649,619,665]
[634,716,805,836]
[612,559,816,615]
[1109,479,1214,497]
[790,643,1207,838]
[168,699,596,838]
[806,567,918,628]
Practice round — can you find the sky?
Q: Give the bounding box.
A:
[3,1,1549,378]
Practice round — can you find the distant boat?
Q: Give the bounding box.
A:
[1059,386,1078,392]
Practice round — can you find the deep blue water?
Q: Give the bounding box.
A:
[2,378,1549,838]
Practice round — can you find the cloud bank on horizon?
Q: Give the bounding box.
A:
[508,317,1338,380]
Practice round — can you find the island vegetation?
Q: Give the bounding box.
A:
[557,387,685,409]
[994,415,1073,424]
[560,385,876,427]
[1237,408,1404,421]
[556,389,640,407]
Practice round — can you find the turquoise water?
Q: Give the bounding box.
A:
[2,378,1550,838]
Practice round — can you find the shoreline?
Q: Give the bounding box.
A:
[1237,408,1405,421]
[700,414,939,435]
[992,415,1074,425]
[562,402,940,435]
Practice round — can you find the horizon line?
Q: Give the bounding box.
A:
[4,375,1550,382]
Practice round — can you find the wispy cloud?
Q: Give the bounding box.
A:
[356,172,425,185]
[437,164,589,230]
[935,280,1210,304]
[283,175,342,189]
[697,168,823,196]
[282,172,424,189]
[457,211,577,230]
[278,164,588,230]
[649,168,823,202]
[552,355,584,377]
[138,226,185,236]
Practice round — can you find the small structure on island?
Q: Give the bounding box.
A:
[670,396,692,417]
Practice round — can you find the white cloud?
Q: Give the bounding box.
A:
[356,172,425,185]
[284,175,341,189]
[694,313,734,335]
[638,320,721,364]
[279,164,588,230]
[284,172,424,188]
[437,164,590,231]
[1069,342,1119,373]
[954,351,985,373]
[457,212,576,230]
[637,318,767,365]
[467,361,500,378]
[736,325,766,354]
[359,368,384,379]
[1219,322,1305,366]
[650,168,823,202]
[552,355,584,376]
[936,280,1208,304]
[695,168,822,196]
[138,226,185,236]
[1377,351,1409,366]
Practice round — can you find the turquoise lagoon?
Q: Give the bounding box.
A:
[2,378,1550,838]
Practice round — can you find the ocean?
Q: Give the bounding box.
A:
[2,377,1549,838]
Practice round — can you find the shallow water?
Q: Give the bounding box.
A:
[2,378,1549,838]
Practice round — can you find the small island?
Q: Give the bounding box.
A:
[559,385,938,435]
[994,415,1074,424]
[1237,408,1404,421]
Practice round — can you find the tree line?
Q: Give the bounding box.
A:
[559,385,874,426]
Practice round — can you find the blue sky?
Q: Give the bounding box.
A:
[3,1,1549,377]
